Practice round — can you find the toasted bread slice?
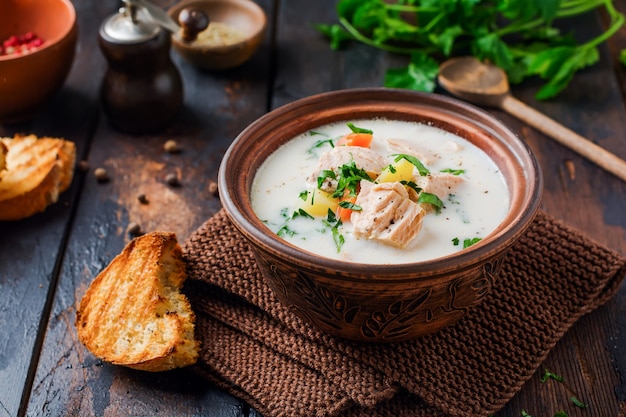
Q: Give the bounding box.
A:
[0,141,6,174]
[76,232,200,372]
[0,134,76,221]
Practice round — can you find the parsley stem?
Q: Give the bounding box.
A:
[338,16,438,55]
[383,4,439,13]
[580,10,624,49]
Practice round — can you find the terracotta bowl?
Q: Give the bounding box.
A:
[168,0,266,71]
[218,88,543,342]
[0,0,77,124]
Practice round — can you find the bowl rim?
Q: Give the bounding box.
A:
[0,0,76,62]
[219,88,543,282]
[167,0,267,52]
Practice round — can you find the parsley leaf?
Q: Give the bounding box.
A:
[347,122,373,134]
[418,192,443,213]
[338,201,362,211]
[323,209,345,252]
[463,237,482,248]
[333,160,373,198]
[441,168,465,175]
[540,368,564,383]
[384,51,439,92]
[319,0,625,100]
[393,154,430,176]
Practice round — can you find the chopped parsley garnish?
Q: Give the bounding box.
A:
[521,411,532,417]
[441,168,465,175]
[463,237,482,248]
[452,237,482,248]
[540,369,564,383]
[298,190,309,201]
[276,207,315,237]
[346,122,373,134]
[338,201,362,211]
[307,138,335,155]
[292,208,314,219]
[400,180,422,194]
[280,207,291,218]
[277,224,297,237]
[570,396,587,408]
[417,192,443,213]
[553,412,568,417]
[393,154,429,176]
[387,164,397,173]
[323,209,345,252]
[317,169,337,189]
[332,160,372,198]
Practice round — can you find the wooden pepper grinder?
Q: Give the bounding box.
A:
[98,0,207,134]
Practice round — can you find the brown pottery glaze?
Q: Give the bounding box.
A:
[168,0,266,71]
[218,88,543,342]
[0,0,77,123]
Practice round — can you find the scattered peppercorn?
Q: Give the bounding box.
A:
[165,173,180,186]
[163,139,180,154]
[94,167,109,183]
[137,194,149,204]
[127,222,142,237]
[208,180,219,196]
[78,160,89,172]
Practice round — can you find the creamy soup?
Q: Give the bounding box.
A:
[251,118,509,264]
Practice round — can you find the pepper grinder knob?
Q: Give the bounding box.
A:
[178,8,209,42]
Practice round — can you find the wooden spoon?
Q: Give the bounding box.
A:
[438,56,626,183]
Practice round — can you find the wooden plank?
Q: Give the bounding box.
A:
[0,0,104,414]
[24,0,273,415]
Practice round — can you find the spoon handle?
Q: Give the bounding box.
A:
[500,95,626,183]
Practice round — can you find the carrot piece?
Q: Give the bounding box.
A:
[337,132,373,148]
[336,188,358,222]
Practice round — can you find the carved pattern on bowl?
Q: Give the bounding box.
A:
[256,250,507,341]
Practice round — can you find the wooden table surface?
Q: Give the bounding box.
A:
[1,1,625,416]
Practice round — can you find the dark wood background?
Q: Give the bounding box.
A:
[0,0,625,416]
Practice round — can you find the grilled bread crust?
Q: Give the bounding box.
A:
[76,232,200,372]
[0,134,76,221]
[0,141,6,173]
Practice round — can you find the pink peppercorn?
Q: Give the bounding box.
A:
[0,32,45,56]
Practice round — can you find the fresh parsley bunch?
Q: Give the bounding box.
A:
[317,0,624,100]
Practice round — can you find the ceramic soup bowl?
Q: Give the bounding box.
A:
[218,88,543,342]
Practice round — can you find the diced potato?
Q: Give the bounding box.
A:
[376,158,414,183]
[298,188,338,216]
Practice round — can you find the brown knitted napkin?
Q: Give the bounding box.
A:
[181,209,625,417]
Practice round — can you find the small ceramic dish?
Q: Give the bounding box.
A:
[0,0,77,123]
[168,0,266,71]
[218,88,543,343]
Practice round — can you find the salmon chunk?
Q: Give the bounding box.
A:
[387,138,436,165]
[352,181,425,248]
[308,146,387,192]
[416,172,464,201]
